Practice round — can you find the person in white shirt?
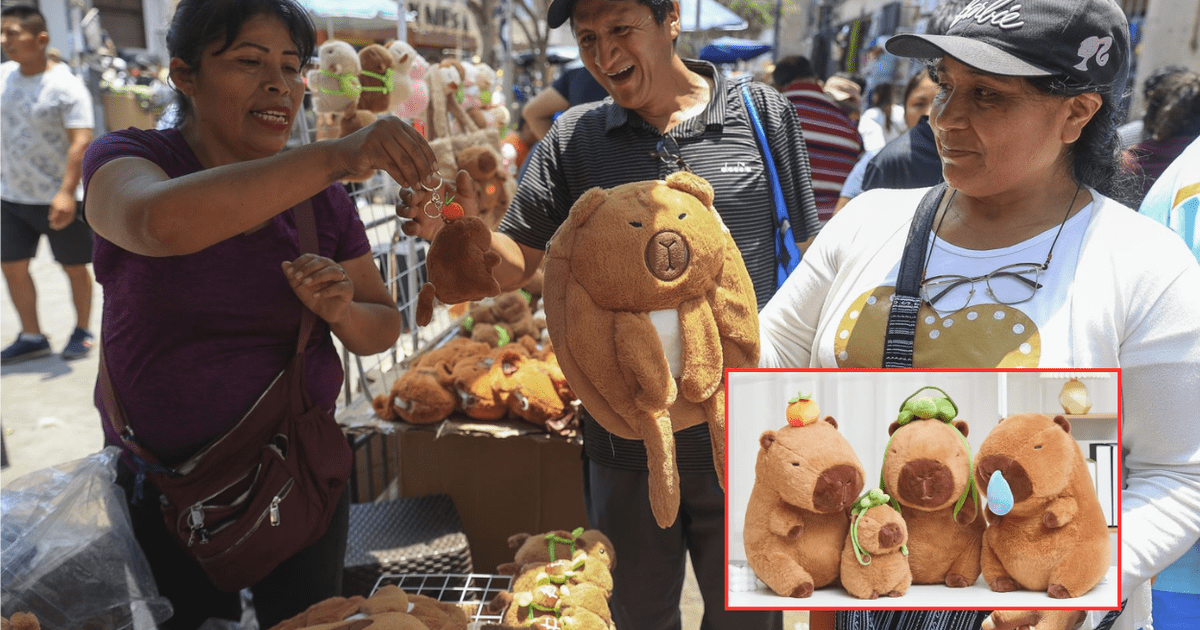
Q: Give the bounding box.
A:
[1,5,95,363]
[759,1,1200,630]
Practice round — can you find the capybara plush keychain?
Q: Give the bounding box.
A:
[402,175,501,326]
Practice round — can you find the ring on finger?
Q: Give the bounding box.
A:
[340,268,348,281]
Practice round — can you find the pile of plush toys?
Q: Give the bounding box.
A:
[372,292,579,434]
[266,583,469,630]
[483,528,617,630]
[744,387,1112,600]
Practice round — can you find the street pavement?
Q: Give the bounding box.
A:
[1,242,105,487]
[0,242,807,630]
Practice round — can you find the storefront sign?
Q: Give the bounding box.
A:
[408,0,478,37]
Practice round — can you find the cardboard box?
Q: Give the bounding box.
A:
[102,92,157,131]
[395,427,589,573]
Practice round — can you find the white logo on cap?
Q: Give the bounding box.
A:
[951,0,1026,30]
[1074,36,1113,71]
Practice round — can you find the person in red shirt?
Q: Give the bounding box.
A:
[774,56,864,227]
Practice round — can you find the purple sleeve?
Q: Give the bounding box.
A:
[324,184,371,262]
[82,129,165,190]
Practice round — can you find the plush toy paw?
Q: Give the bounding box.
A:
[989,576,1019,592]
[1048,583,1072,599]
[789,582,815,598]
[945,573,972,588]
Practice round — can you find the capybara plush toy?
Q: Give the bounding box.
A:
[411,216,502,327]
[974,413,1111,598]
[543,171,759,528]
[744,417,865,598]
[840,489,912,599]
[880,387,984,587]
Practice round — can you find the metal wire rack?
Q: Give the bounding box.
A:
[371,572,514,627]
[292,98,460,411]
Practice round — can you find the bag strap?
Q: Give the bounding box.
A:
[738,81,801,285]
[881,183,948,368]
[101,199,321,461]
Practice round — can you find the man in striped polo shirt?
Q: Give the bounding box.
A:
[486,1,814,628]
[774,56,864,227]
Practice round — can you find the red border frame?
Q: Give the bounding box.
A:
[722,367,1123,612]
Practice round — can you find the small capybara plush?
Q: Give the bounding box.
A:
[543,171,759,528]
[974,413,1111,598]
[880,387,984,587]
[840,490,912,599]
[744,417,865,598]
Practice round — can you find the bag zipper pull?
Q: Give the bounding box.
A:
[270,496,282,526]
[187,505,208,546]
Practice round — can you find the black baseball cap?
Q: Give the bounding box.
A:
[547,0,577,28]
[886,0,1130,90]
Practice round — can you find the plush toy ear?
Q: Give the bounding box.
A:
[665,171,715,208]
[1053,415,1072,434]
[822,415,839,430]
[888,421,902,436]
[567,187,610,228]
[759,430,776,450]
[953,420,969,437]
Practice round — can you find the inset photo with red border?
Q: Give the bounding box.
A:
[725,369,1121,611]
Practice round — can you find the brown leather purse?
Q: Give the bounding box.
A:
[99,199,352,592]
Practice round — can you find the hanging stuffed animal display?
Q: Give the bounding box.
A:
[974,413,1111,598]
[306,40,362,114]
[387,40,429,121]
[880,386,984,587]
[840,489,912,599]
[542,172,759,528]
[743,414,865,598]
[357,43,401,113]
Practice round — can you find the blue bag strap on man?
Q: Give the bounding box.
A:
[738,82,802,290]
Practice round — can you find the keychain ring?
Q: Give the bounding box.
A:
[422,200,442,219]
[420,180,441,192]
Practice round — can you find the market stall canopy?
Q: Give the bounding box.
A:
[680,0,749,32]
[300,0,401,32]
[698,36,772,63]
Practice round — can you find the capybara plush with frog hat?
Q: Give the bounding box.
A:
[744,417,865,598]
[974,413,1110,598]
[880,386,985,587]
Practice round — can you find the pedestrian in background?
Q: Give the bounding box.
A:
[1,5,96,364]
[1123,68,1200,204]
[774,55,863,227]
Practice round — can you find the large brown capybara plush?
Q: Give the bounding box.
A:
[881,416,985,587]
[744,418,865,598]
[974,413,1111,598]
[543,171,759,528]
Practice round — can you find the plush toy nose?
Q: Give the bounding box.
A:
[812,464,864,513]
[878,522,904,549]
[645,230,690,281]
[987,470,1015,515]
[898,459,954,507]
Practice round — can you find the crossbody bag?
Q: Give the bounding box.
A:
[100,199,352,592]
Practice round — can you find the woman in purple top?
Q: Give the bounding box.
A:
[81,0,439,627]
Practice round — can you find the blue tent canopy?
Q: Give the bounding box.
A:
[300,0,400,20]
[698,36,772,64]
